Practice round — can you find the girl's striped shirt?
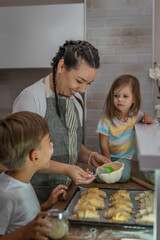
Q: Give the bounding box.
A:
[96,111,144,160]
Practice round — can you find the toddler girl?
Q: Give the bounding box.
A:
[96,74,153,182]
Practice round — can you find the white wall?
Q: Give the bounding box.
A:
[154,0,160,63]
[86,0,153,151]
[0,4,84,68]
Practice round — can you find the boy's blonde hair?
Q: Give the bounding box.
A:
[104,74,141,124]
[0,111,49,170]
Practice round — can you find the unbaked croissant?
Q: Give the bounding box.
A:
[104,207,131,219]
[109,190,130,202]
[134,191,154,225]
[78,194,105,210]
[109,198,133,208]
[81,188,107,199]
[81,193,100,199]
[98,190,107,198]
[111,203,133,213]
[87,187,99,194]
[85,197,105,210]
[71,209,100,220]
[135,213,154,225]
[73,202,96,213]
[138,201,154,209]
[135,191,154,201]
[109,211,131,223]
[135,206,153,218]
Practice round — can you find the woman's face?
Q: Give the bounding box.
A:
[56,61,98,97]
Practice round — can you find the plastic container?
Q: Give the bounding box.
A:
[96,162,124,183]
[45,209,69,240]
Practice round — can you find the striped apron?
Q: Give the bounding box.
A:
[31,76,83,203]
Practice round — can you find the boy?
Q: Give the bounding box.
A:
[0,111,68,237]
[0,212,52,240]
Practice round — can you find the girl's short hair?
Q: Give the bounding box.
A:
[104,74,141,124]
[0,111,49,170]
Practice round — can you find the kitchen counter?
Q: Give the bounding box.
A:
[135,121,160,240]
[53,161,153,240]
[135,121,160,170]
[0,161,154,239]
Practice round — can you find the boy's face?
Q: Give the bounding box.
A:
[37,134,53,169]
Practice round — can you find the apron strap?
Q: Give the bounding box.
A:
[65,99,78,165]
[45,75,51,98]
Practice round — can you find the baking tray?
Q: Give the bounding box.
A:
[65,187,153,229]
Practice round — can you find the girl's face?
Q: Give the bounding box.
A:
[56,61,98,97]
[113,84,134,116]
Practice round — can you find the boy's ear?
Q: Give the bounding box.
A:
[29,149,39,164]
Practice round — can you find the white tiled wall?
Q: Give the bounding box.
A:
[85,0,153,151]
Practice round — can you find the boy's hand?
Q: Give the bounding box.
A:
[22,211,51,240]
[141,113,154,124]
[44,185,68,210]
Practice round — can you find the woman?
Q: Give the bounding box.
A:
[13,40,110,203]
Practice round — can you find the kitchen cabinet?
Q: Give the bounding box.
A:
[0,1,85,68]
[0,0,84,6]
[135,122,160,240]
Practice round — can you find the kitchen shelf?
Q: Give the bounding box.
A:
[135,121,160,240]
[0,0,84,7]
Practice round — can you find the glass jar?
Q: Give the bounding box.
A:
[45,209,69,240]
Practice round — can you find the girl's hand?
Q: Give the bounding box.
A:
[22,212,51,240]
[88,152,111,168]
[141,113,154,124]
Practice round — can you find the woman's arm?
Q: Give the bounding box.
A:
[99,134,111,160]
[37,160,95,184]
[78,144,111,167]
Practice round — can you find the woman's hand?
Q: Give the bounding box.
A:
[41,185,68,211]
[88,152,111,168]
[141,113,154,124]
[65,165,95,185]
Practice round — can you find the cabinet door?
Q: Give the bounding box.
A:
[0,4,85,68]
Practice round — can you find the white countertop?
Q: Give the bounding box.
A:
[135,121,160,170]
[135,120,160,240]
